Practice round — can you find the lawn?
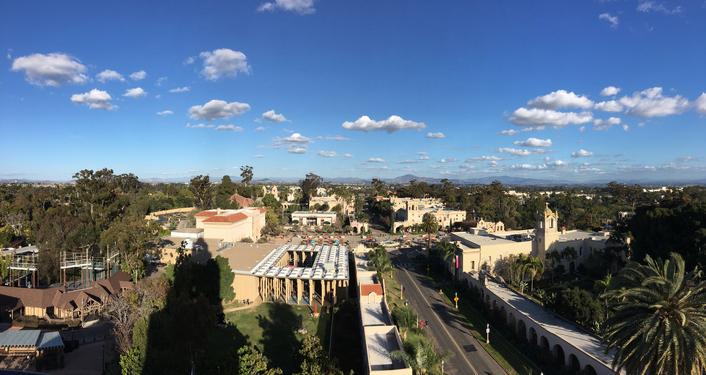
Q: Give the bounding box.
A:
[225,302,330,374]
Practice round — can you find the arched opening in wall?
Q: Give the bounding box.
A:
[540,336,550,352]
[528,327,537,346]
[352,227,358,234]
[553,344,566,367]
[539,336,551,363]
[516,320,527,343]
[583,365,597,375]
[568,354,581,372]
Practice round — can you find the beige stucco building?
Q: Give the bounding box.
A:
[194,207,267,242]
[291,211,337,227]
[309,194,355,215]
[387,197,466,231]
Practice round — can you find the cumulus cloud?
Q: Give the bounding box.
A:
[594,100,624,112]
[499,129,518,136]
[157,110,174,116]
[439,157,457,163]
[282,132,311,144]
[510,108,593,127]
[96,69,125,83]
[262,110,287,123]
[498,147,534,156]
[571,149,593,158]
[366,157,385,163]
[129,70,147,81]
[468,156,502,162]
[318,150,337,158]
[288,146,307,154]
[123,87,147,98]
[70,89,115,110]
[425,132,446,139]
[11,52,88,87]
[513,137,552,147]
[257,0,315,14]
[593,117,622,130]
[199,48,250,80]
[343,153,353,158]
[215,124,244,132]
[619,87,689,117]
[185,123,215,129]
[512,160,565,170]
[601,86,621,96]
[695,93,706,115]
[255,126,266,132]
[342,115,426,132]
[189,99,251,120]
[528,90,593,109]
[598,13,619,28]
[169,86,190,93]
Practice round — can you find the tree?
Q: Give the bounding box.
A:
[300,173,321,205]
[392,305,417,339]
[603,253,706,375]
[101,216,161,280]
[523,256,544,292]
[368,246,393,281]
[215,256,235,302]
[547,287,603,330]
[421,213,439,251]
[237,345,282,375]
[371,178,386,196]
[295,335,343,375]
[391,339,448,375]
[189,175,213,209]
[240,166,254,186]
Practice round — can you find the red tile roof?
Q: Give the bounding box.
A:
[360,284,383,296]
[202,212,248,223]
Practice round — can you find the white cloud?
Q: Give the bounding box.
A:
[215,124,244,132]
[343,153,353,158]
[12,52,88,87]
[96,69,125,83]
[367,157,385,163]
[184,56,195,65]
[598,13,619,28]
[571,149,593,158]
[255,126,266,132]
[600,86,621,97]
[262,109,287,123]
[594,100,624,112]
[468,155,502,162]
[622,124,630,132]
[123,87,147,98]
[695,93,706,115]
[186,123,215,129]
[156,77,167,86]
[499,129,518,136]
[316,135,350,141]
[342,115,426,132]
[593,117,622,130]
[498,147,532,156]
[513,137,552,147]
[189,99,251,120]
[70,89,114,110]
[129,70,147,81]
[169,86,190,93]
[619,87,688,117]
[528,90,593,109]
[511,163,546,170]
[425,132,446,139]
[282,132,311,144]
[288,146,307,154]
[546,159,567,167]
[637,1,682,14]
[254,154,265,159]
[157,110,174,116]
[510,108,593,127]
[318,150,337,158]
[418,152,430,160]
[199,48,250,80]
[257,0,315,14]
[439,158,457,163]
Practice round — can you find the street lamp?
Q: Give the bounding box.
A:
[486,323,490,344]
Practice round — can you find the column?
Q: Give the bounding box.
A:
[308,280,313,305]
[332,280,337,304]
[296,279,302,304]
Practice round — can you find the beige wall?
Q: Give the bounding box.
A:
[458,240,532,273]
[233,274,260,302]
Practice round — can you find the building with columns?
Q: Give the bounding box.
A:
[228,243,349,306]
[291,211,337,227]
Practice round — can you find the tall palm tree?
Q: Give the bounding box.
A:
[602,253,706,375]
[420,213,439,252]
[435,240,459,275]
[524,256,544,292]
[391,340,448,375]
[392,305,417,340]
[546,251,562,281]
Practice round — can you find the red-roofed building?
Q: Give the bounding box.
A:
[195,208,266,242]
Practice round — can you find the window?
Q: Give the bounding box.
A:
[471,261,475,270]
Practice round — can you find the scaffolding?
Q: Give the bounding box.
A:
[60,249,120,289]
[9,254,38,288]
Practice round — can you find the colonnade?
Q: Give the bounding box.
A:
[258,276,348,305]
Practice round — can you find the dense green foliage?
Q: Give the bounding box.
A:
[603,253,706,375]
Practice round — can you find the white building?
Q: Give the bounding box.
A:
[194,207,267,242]
[291,211,337,227]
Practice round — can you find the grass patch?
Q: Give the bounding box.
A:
[225,302,329,373]
[383,272,404,309]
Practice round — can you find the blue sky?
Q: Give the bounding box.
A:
[1,0,705,182]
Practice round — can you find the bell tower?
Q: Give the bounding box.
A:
[533,203,559,260]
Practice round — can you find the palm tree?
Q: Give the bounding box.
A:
[593,273,613,322]
[435,240,459,276]
[392,305,417,340]
[546,251,562,281]
[524,256,544,292]
[602,253,706,375]
[391,340,449,375]
[420,213,439,252]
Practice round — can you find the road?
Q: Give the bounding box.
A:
[392,248,506,375]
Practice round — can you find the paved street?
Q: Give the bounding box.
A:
[392,248,506,375]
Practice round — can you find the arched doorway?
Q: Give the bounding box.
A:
[517,320,527,343]
[540,336,550,352]
[553,344,566,367]
[568,354,581,372]
[528,327,537,346]
[583,365,597,375]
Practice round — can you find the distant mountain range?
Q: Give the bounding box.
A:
[3,174,706,187]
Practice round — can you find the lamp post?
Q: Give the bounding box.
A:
[486,323,490,344]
